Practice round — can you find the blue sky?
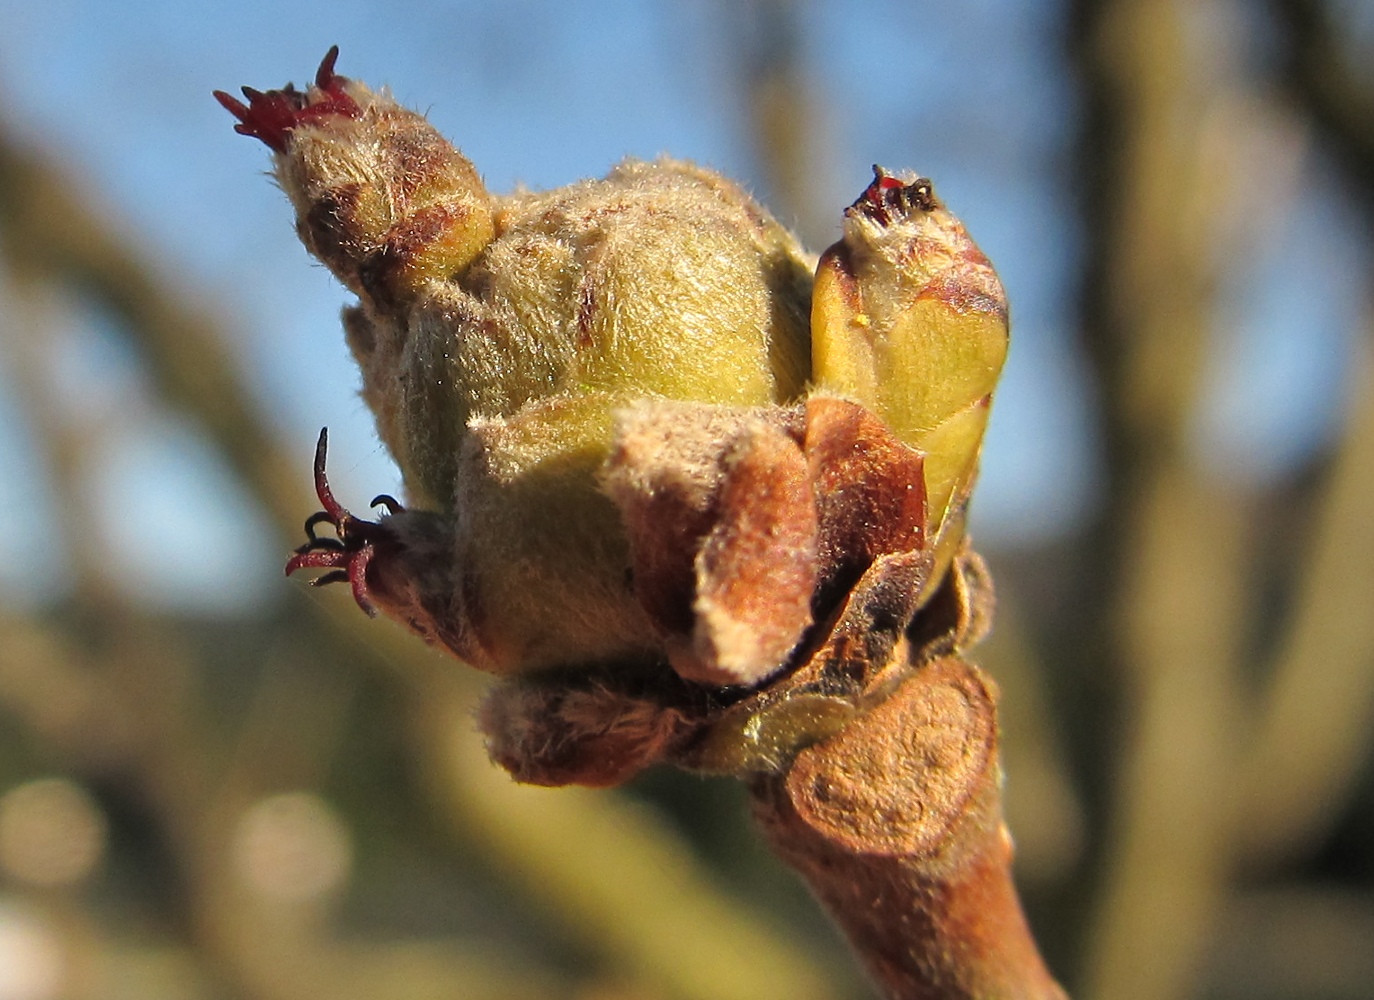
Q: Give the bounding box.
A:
[0,0,1365,612]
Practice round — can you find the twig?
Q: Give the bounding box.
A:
[751,656,1067,1000]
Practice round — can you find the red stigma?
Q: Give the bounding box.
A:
[849,166,936,226]
[284,428,405,617]
[215,46,362,154]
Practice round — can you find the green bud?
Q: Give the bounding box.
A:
[811,167,1009,574]
[228,56,1010,786]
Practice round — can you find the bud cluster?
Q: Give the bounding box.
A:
[221,51,1008,783]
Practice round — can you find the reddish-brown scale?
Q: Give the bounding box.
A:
[900,239,1006,319]
[358,201,477,301]
[917,266,1009,319]
[691,422,820,684]
[574,234,618,350]
[301,184,368,282]
[618,482,717,637]
[387,130,452,202]
[815,242,864,313]
[803,398,927,595]
[899,234,947,269]
[575,276,598,349]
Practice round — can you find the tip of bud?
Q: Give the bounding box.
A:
[215,46,361,153]
[849,166,938,226]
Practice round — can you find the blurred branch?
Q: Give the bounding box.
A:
[1068,2,1257,998]
[1239,348,1374,866]
[727,0,829,247]
[0,124,301,541]
[1083,472,1249,1000]
[977,595,1086,888]
[1206,887,1374,999]
[0,612,566,1000]
[1269,0,1374,215]
[411,666,844,1000]
[1066,0,1374,989]
[78,934,560,1000]
[0,270,106,598]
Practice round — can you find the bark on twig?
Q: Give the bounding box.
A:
[658,546,1064,1000]
[752,657,1067,1000]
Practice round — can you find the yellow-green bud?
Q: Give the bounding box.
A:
[227,54,1009,785]
[811,167,1009,577]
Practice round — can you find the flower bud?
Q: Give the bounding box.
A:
[811,167,1009,578]
[227,55,1010,785]
[217,46,495,308]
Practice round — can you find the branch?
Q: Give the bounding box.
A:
[1066,2,1261,996]
[1239,346,1374,865]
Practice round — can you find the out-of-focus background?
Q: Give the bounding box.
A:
[0,1,1371,997]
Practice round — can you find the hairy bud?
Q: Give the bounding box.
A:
[224,53,1008,784]
[811,166,1009,587]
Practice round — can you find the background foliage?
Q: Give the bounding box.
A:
[1,1,1372,997]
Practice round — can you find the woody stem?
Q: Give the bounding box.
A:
[749,657,1067,1000]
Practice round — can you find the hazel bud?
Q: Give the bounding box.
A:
[217,46,495,308]
[226,55,1011,786]
[233,51,818,677]
[811,167,1009,577]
